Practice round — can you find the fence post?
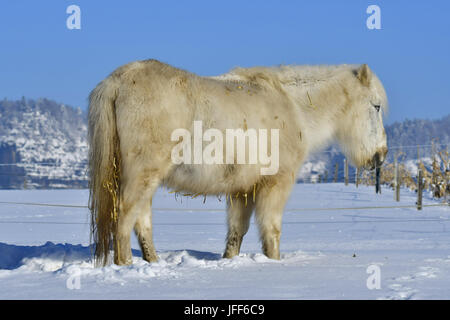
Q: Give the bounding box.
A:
[334,163,338,183]
[393,157,397,200]
[432,156,440,198]
[396,160,401,202]
[445,168,449,204]
[445,148,449,202]
[417,168,423,210]
[344,158,348,186]
[355,167,360,187]
[394,157,400,201]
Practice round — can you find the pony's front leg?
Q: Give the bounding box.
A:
[223,195,255,259]
[254,176,294,260]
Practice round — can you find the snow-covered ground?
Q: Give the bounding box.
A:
[0,183,449,300]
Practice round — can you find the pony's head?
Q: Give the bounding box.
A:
[336,64,388,170]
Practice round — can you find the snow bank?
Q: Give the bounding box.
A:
[0,184,449,299]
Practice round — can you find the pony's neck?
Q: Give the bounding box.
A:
[215,64,356,154]
[278,65,355,154]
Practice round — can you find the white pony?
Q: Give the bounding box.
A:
[88,60,388,265]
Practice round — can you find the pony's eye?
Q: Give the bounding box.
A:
[373,104,380,112]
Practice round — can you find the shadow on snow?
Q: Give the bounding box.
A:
[0,242,221,270]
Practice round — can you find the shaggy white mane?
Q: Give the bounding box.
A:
[211,64,358,87]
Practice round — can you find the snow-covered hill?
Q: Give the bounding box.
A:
[0,98,88,188]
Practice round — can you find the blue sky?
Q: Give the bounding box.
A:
[0,0,449,124]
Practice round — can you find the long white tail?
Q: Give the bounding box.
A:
[88,75,120,266]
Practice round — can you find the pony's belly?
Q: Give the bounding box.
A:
[164,163,262,195]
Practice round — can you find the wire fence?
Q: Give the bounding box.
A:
[1,217,450,227]
[0,200,448,212]
[0,200,448,228]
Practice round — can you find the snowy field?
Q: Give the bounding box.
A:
[0,183,449,300]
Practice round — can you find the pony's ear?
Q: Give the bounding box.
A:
[356,64,372,87]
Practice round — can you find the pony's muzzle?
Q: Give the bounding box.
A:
[371,147,388,170]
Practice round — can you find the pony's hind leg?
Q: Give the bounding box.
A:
[223,194,255,259]
[114,170,161,265]
[134,200,158,263]
[115,193,151,265]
